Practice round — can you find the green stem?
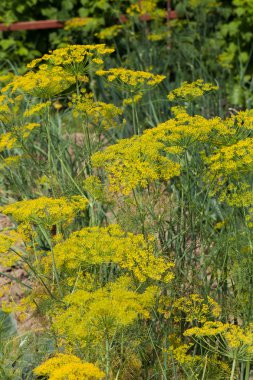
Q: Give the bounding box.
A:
[131,95,138,135]
[163,335,168,380]
[245,362,250,380]
[201,356,208,380]
[0,271,32,289]
[105,334,110,380]
[230,358,237,380]
[83,115,92,174]
[10,248,57,300]
[38,226,63,298]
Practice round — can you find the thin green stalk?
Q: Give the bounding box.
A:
[38,225,63,298]
[201,356,208,380]
[245,362,250,380]
[10,248,58,301]
[230,358,237,380]
[133,188,146,236]
[0,271,32,289]
[163,335,168,380]
[105,334,110,380]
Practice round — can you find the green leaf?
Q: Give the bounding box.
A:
[0,310,17,340]
[17,47,29,56]
[230,84,245,106]
[0,39,16,50]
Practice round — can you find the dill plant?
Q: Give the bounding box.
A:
[1,42,253,380]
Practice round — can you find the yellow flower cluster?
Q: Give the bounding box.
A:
[52,276,157,344]
[167,79,218,101]
[173,294,221,323]
[0,94,23,123]
[52,224,174,283]
[96,67,166,92]
[27,44,114,75]
[24,101,51,117]
[161,106,229,145]
[18,122,41,138]
[226,109,253,131]
[64,17,100,30]
[170,343,199,365]
[34,353,105,379]
[0,230,21,267]
[169,340,230,377]
[97,25,123,40]
[0,123,40,152]
[0,94,14,123]
[147,32,168,42]
[1,44,115,101]
[5,66,75,98]
[204,138,253,206]
[123,93,143,106]
[0,72,14,83]
[1,195,88,228]
[92,105,246,195]
[70,92,123,129]
[126,0,166,19]
[0,132,17,152]
[185,322,253,360]
[92,128,180,194]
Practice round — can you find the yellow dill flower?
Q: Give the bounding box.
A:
[18,122,41,138]
[0,72,14,83]
[170,343,199,364]
[34,353,105,379]
[147,32,169,41]
[91,130,180,195]
[126,0,166,19]
[0,94,23,123]
[16,221,35,243]
[0,123,40,153]
[92,105,248,194]
[24,101,51,117]
[49,363,105,379]
[170,340,230,378]
[0,132,17,152]
[52,276,157,344]
[204,138,253,207]
[161,106,229,145]
[123,93,143,106]
[167,79,218,101]
[1,195,88,228]
[97,25,123,40]
[185,322,253,361]
[173,294,221,323]
[70,92,123,129]
[214,220,226,230]
[0,230,22,267]
[184,321,229,337]
[96,67,166,93]
[27,44,114,76]
[7,66,75,98]
[52,224,174,283]
[0,230,20,254]
[64,17,100,31]
[226,109,253,130]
